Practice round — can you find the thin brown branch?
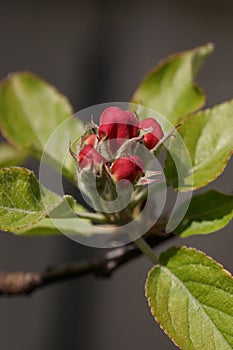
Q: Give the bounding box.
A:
[0,233,173,296]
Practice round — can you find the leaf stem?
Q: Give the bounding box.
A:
[134,237,159,265]
[75,211,108,223]
[130,182,166,211]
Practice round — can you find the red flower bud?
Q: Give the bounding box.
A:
[139,118,164,150]
[110,155,144,185]
[83,134,97,148]
[98,107,139,143]
[78,145,106,171]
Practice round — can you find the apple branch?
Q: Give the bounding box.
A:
[0,232,172,296]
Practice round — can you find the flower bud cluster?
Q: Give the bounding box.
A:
[72,106,164,186]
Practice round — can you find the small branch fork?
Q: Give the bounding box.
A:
[0,233,173,296]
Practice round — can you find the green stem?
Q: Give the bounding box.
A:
[134,237,159,265]
[75,211,108,223]
[130,182,166,211]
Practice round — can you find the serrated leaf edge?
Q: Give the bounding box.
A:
[145,246,233,350]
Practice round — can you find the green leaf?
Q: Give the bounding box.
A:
[0,143,28,167]
[18,205,113,236]
[18,217,94,236]
[0,167,71,232]
[173,191,233,237]
[146,246,233,350]
[165,101,233,191]
[131,43,213,128]
[0,72,84,181]
[19,196,94,236]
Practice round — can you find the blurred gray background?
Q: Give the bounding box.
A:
[0,0,232,349]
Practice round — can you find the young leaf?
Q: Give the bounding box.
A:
[131,44,213,127]
[0,72,84,181]
[165,101,233,191]
[146,246,233,350]
[0,143,28,167]
[173,190,233,237]
[0,167,74,232]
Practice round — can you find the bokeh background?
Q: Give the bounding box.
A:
[0,0,233,349]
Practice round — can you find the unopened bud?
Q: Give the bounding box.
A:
[110,155,144,185]
[98,107,139,142]
[139,118,164,150]
[78,145,106,171]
